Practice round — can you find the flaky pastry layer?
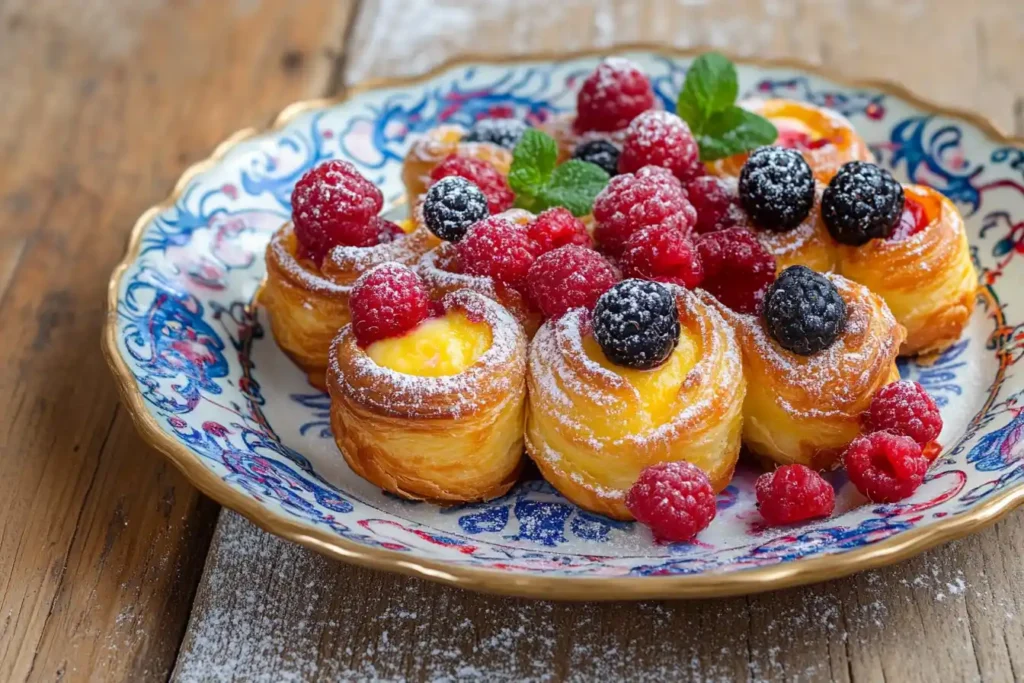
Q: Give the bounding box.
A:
[705,98,873,184]
[714,274,905,469]
[260,222,439,389]
[836,185,978,356]
[327,290,528,503]
[525,288,746,520]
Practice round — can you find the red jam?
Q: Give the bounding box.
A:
[776,128,833,151]
[889,196,930,241]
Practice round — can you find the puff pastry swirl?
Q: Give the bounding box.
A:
[401,124,513,203]
[260,221,439,389]
[835,184,978,356]
[706,98,873,184]
[713,274,905,470]
[525,287,746,520]
[327,290,527,503]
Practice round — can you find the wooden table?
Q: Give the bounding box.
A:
[1,1,1022,680]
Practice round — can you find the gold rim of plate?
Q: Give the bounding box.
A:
[101,44,1024,601]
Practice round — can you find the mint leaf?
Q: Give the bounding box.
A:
[697,106,777,161]
[677,52,738,131]
[535,160,610,216]
[508,128,558,198]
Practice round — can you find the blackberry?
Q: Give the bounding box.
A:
[738,146,815,232]
[763,265,846,355]
[572,139,620,177]
[421,176,490,242]
[463,118,529,150]
[821,161,904,245]
[592,279,680,370]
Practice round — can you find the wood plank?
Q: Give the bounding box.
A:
[0,1,357,680]
[175,0,1024,680]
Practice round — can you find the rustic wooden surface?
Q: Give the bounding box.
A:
[1,0,1022,681]
[0,1,355,681]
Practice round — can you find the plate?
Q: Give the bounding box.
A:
[104,47,1024,600]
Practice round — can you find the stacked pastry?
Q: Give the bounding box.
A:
[262,55,976,541]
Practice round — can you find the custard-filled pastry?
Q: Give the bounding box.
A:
[835,184,978,356]
[706,99,873,184]
[525,286,746,520]
[417,209,544,337]
[401,124,513,203]
[261,220,439,389]
[327,289,527,502]
[714,273,905,469]
[541,111,631,162]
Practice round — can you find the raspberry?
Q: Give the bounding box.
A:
[349,263,431,347]
[525,245,618,319]
[572,139,621,177]
[843,431,929,503]
[620,224,703,289]
[738,147,816,232]
[763,266,847,355]
[526,207,592,254]
[456,216,538,288]
[429,154,514,214]
[755,464,835,526]
[462,117,529,150]
[888,195,929,241]
[575,57,656,133]
[422,176,490,242]
[593,279,680,370]
[821,161,904,246]
[592,166,696,255]
[371,217,407,243]
[695,228,777,314]
[625,461,717,542]
[291,160,385,263]
[863,380,943,445]
[687,175,741,234]
[618,111,702,182]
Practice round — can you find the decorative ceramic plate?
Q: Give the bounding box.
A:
[104,48,1024,600]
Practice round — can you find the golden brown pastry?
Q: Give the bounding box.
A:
[524,287,746,520]
[401,124,512,203]
[706,99,873,184]
[260,221,439,389]
[416,209,544,337]
[327,289,527,502]
[713,274,905,469]
[835,184,978,356]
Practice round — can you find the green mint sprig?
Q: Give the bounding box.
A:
[508,129,609,216]
[677,53,777,162]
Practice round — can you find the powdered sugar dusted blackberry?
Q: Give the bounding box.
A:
[713,273,903,419]
[328,289,526,420]
[739,146,816,231]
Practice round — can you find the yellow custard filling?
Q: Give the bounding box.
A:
[366,310,492,376]
[581,328,701,432]
[396,218,417,234]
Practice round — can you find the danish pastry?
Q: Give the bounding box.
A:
[713,271,904,469]
[525,282,745,520]
[706,98,873,183]
[261,220,439,388]
[835,184,978,356]
[328,288,527,502]
[401,124,512,203]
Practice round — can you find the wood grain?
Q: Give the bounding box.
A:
[0,1,357,680]
[172,1,1024,681]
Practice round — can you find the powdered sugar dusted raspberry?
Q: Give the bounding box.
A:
[626,461,716,541]
[291,160,384,262]
[843,431,928,503]
[696,228,776,314]
[593,166,696,255]
[429,154,514,214]
[618,111,702,182]
[329,289,526,421]
[457,216,538,288]
[688,175,744,234]
[526,207,592,253]
[620,224,703,289]
[864,380,943,445]
[349,262,431,346]
[575,57,655,133]
[755,464,835,525]
[526,246,619,319]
